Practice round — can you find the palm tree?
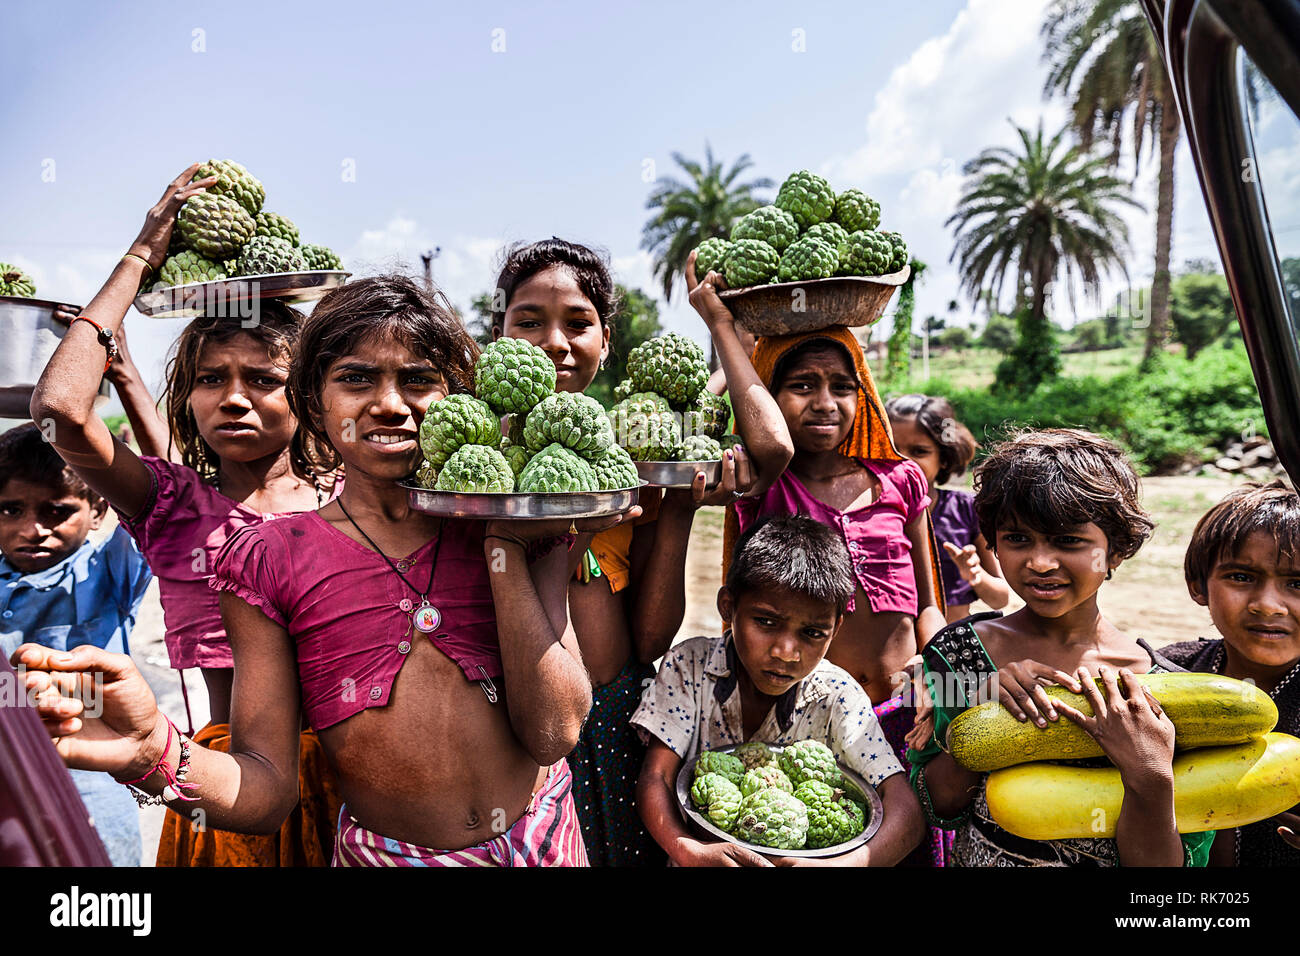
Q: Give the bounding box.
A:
[1042,0,1179,364]
[640,145,772,302]
[947,120,1142,389]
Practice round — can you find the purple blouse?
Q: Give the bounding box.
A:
[932,487,980,607]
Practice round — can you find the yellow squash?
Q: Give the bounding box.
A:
[947,672,1277,772]
[986,732,1300,840]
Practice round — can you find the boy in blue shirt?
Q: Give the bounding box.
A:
[0,422,153,865]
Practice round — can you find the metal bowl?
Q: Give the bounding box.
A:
[403,481,642,519]
[133,270,350,318]
[635,459,721,489]
[675,743,884,859]
[718,267,910,337]
[0,296,108,419]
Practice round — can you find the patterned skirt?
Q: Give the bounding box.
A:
[875,695,956,867]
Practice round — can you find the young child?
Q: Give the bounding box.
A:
[491,238,751,865]
[0,423,152,866]
[885,393,1009,622]
[634,514,924,866]
[16,274,635,867]
[1161,480,1300,866]
[907,428,1213,866]
[29,165,339,867]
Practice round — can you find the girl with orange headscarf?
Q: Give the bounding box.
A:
[687,252,952,866]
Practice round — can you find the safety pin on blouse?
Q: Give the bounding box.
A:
[477,665,499,705]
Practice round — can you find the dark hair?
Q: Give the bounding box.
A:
[162,301,303,483]
[489,238,619,331]
[973,428,1154,561]
[725,514,855,613]
[770,338,858,392]
[0,423,101,505]
[886,393,977,483]
[286,274,479,479]
[1184,480,1300,589]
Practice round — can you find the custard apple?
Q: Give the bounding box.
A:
[0,263,36,298]
[434,444,515,493]
[804,221,849,250]
[690,772,744,832]
[523,392,613,457]
[419,394,501,470]
[499,436,531,477]
[237,235,306,276]
[723,238,779,287]
[613,378,636,402]
[774,170,835,230]
[881,230,908,273]
[300,243,343,271]
[676,435,722,462]
[793,780,866,849]
[730,206,799,253]
[694,750,745,788]
[589,444,640,491]
[609,394,681,462]
[414,460,438,488]
[682,391,730,442]
[626,333,708,406]
[778,739,842,788]
[475,337,556,416]
[222,258,239,275]
[732,742,777,771]
[192,159,265,216]
[516,443,599,492]
[837,230,892,277]
[177,193,256,261]
[777,236,838,283]
[693,237,731,279]
[733,789,809,850]
[254,212,299,246]
[739,765,794,798]
[158,251,227,288]
[833,188,881,233]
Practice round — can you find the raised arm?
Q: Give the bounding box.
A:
[103,321,178,462]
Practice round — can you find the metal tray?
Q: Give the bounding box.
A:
[0,296,108,419]
[675,743,884,859]
[402,480,642,519]
[718,267,909,337]
[635,459,722,489]
[133,270,350,318]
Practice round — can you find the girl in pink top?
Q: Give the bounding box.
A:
[21,274,633,866]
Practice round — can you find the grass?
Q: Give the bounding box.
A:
[866,344,1145,393]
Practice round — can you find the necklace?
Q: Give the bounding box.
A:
[336,498,444,633]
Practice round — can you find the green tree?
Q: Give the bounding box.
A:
[937,326,972,351]
[640,144,773,302]
[947,119,1141,392]
[1043,0,1180,365]
[1169,272,1236,359]
[887,258,926,380]
[464,292,496,346]
[979,313,1018,353]
[1281,257,1300,323]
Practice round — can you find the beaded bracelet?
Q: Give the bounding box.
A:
[70,315,118,374]
[121,717,199,807]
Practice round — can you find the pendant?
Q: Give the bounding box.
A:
[412,601,441,633]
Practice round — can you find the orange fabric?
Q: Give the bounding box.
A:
[155,723,341,867]
[580,489,662,594]
[721,327,944,615]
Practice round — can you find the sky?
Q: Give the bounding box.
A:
[1,0,1274,414]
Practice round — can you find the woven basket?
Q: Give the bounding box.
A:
[717,266,910,337]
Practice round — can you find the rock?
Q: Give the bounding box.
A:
[1242,466,1276,482]
[1223,442,1245,460]
[1239,444,1276,469]
[1215,457,1243,472]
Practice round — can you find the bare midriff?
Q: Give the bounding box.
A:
[825,584,918,705]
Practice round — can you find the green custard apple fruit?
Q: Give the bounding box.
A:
[499,436,531,477]
[222,258,239,275]
[414,460,439,489]
[158,251,227,288]
[730,206,799,253]
[804,221,849,250]
[676,435,722,462]
[694,750,745,788]
[837,230,893,277]
[254,211,300,247]
[833,188,881,233]
[516,443,599,492]
[433,444,515,493]
[732,742,777,771]
[300,243,343,271]
[419,394,501,470]
[523,392,614,457]
[733,789,809,850]
[717,433,746,453]
[177,193,256,261]
[588,444,640,491]
[723,238,779,287]
[193,159,265,217]
[793,780,866,849]
[609,394,682,462]
[682,391,730,442]
[774,170,835,230]
[626,333,709,406]
[881,230,908,272]
[613,378,636,402]
[778,739,843,788]
[690,772,744,832]
[0,263,37,298]
[237,235,306,276]
[739,765,795,798]
[475,337,556,416]
[777,235,838,283]
[693,237,731,279]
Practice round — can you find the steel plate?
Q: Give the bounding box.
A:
[403,481,642,519]
[634,459,722,488]
[132,270,350,318]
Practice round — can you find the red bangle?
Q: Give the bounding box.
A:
[121,718,173,787]
[70,315,118,374]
